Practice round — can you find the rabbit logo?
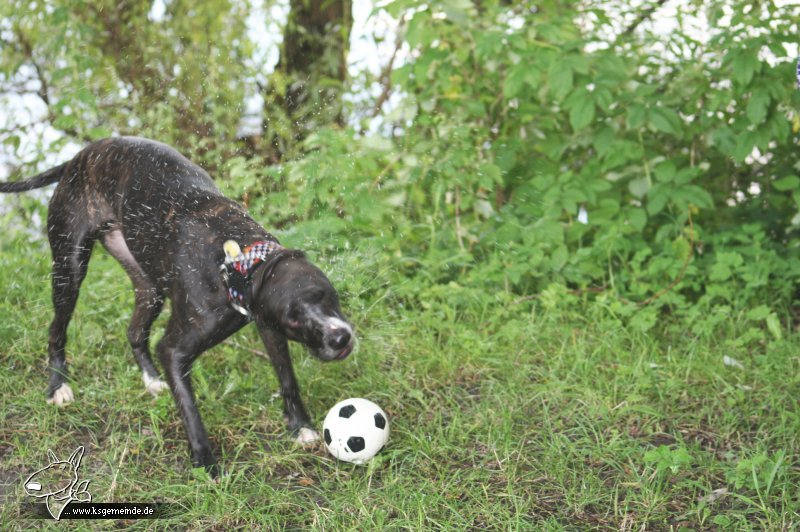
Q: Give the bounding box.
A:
[24,446,91,520]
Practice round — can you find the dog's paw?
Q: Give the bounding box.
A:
[142,372,169,396]
[146,379,169,396]
[295,427,320,445]
[47,383,74,406]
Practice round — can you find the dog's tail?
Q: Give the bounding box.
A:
[0,163,67,193]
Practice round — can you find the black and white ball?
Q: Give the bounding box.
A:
[322,398,389,464]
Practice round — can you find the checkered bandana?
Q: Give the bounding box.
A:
[221,240,283,318]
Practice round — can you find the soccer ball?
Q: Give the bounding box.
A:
[322,398,389,464]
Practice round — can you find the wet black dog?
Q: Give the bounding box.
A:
[0,137,354,475]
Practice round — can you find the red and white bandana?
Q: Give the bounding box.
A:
[221,239,283,318]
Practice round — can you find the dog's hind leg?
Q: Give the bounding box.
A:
[101,229,168,395]
[46,227,95,406]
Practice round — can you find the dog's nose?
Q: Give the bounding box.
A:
[26,482,42,491]
[330,328,351,350]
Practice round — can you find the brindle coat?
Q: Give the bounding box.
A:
[0,137,354,475]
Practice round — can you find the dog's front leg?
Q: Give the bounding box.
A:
[158,339,218,475]
[255,321,317,443]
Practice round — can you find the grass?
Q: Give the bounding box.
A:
[0,230,798,529]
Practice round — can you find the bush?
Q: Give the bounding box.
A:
[302,0,800,327]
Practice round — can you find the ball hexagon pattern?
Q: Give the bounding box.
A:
[322,398,389,464]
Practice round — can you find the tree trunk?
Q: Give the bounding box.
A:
[261,0,353,161]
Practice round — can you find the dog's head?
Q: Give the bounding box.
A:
[251,249,354,361]
[24,448,83,499]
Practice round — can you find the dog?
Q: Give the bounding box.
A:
[1,137,354,475]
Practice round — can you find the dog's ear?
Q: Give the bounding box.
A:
[249,249,307,315]
[68,446,84,469]
[74,479,92,502]
[258,248,306,282]
[47,450,58,464]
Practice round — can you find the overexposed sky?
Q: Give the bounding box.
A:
[0,0,397,178]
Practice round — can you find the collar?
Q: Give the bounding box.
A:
[220,239,283,318]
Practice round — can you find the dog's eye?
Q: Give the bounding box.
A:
[286,307,302,329]
[307,290,326,303]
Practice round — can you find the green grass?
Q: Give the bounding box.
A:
[0,232,798,529]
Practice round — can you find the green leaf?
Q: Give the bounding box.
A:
[711,127,736,155]
[565,55,590,75]
[441,0,475,26]
[733,131,756,162]
[503,64,528,99]
[88,126,113,140]
[683,185,714,209]
[674,167,701,185]
[731,51,760,86]
[53,114,77,131]
[478,162,502,188]
[593,126,615,156]
[532,219,564,244]
[653,161,676,182]
[406,14,433,48]
[550,244,568,271]
[593,88,613,111]
[75,87,95,106]
[649,107,682,136]
[644,445,693,476]
[710,252,743,281]
[713,515,731,527]
[766,313,783,341]
[746,89,770,125]
[569,95,595,131]
[3,135,20,151]
[626,104,647,129]
[647,183,669,215]
[548,62,573,100]
[595,54,629,83]
[718,252,744,268]
[746,305,771,321]
[773,175,800,191]
[709,263,732,282]
[627,208,647,231]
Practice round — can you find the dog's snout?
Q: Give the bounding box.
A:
[330,328,351,350]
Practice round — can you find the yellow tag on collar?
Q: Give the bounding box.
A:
[223,240,242,260]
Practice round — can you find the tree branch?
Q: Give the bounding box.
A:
[371,15,407,119]
[15,30,51,107]
[621,0,669,37]
[13,29,93,143]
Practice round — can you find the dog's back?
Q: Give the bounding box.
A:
[47,138,266,286]
[54,136,220,224]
